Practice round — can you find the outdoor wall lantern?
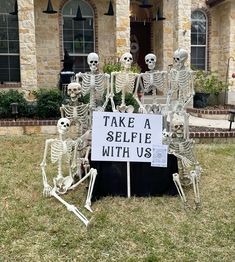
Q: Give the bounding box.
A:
[139,0,153,8]
[73,4,86,21]
[10,103,18,121]
[153,8,166,21]
[43,0,57,14]
[104,0,114,16]
[9,0,18,15]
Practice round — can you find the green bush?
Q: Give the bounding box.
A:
[33,88,63,119]
[0,90,28,118]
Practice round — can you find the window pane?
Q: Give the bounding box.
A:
[0,29,7,40]
[74,30,83,41]
[0,56,9,68]
[191,34,197,45]
[84,19,93,30]
[8,15,18,28]
[0,41,8,53]
[198,34,206,45]
[9,55,19,67]
[63,17,73,28]
[63,29,73,41]
[84,30,93,42]
[10,68,20,81]
[85,42,93,53]
[9,41,19,53]
[64,42,73,53]
[8,29,19,40]
[0,69,9,82]
[74,21,83,30]
[0,15,7,27]
[74,41,84,53]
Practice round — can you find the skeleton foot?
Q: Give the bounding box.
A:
[51,190,89,226]
[173,173,188,208]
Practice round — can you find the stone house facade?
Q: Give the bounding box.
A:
[0,0,235,104]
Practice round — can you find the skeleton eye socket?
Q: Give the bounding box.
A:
[129,57,133,60]
[146,59,149,63]
[151,58,154,61]
[90,60,93,63]
[94,61,98,64]
[61,122,64,125]
[66,123,69,127]
[124,57,127,60]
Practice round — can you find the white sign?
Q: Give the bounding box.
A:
[151,144,168,167]
[91,112,162,162]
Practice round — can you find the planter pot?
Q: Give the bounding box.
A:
[193,92,210,108]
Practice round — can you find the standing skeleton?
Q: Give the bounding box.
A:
[167,48,194,112]
[40,118,98,226]
[135,53,168,114]
[60,82,90,136]
[110,52,145,113]
[75,52,110,116]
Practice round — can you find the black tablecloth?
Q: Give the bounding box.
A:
[91,154,178,200]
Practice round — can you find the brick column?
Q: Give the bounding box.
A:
[115,0,130,59]
[173,0,191,56]
[18,0,37,90]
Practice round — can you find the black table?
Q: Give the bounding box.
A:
[91,154,178,200]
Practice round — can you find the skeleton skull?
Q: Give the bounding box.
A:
[171,114,184,139]
[173,48,188,70]
[120,52,133,70]
[67,82,82,102]
[145,53,157,71]
[57,118,70,135]
[87,52,99,73]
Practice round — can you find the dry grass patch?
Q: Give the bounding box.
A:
[0,135,234,261]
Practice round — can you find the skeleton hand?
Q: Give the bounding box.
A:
[138,106,147,114]
[43,183,52,197]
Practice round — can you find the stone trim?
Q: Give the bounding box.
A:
[0,83,21,88]
[0,120,57,127]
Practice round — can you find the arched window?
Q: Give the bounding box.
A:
[62,0,94,73]
[0,1,20,83]
[191,10,208,70]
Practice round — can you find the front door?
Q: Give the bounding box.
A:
[130,22,151,72]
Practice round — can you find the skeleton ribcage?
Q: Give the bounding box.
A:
[81,73,106,96]
[169,139,196,167]
[51,140,73,164]
[61,104,89,127]
[170,70,191,102]
[142,72,165,94]
[115,73,136,93]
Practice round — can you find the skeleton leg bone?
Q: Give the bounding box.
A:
[50,189,89,226]
[190,170,200,209]
[84,168,98,212]
[172,173,188,208]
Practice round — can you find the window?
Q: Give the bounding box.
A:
[0,1,20,83]
[62,0,94,73]
[191,10,208,70]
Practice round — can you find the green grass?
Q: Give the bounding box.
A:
[0,135,235,261]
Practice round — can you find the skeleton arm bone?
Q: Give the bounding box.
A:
[101,74,111,111]
[110,72,118,112]
[40,139,54,196]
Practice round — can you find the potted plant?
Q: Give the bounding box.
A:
[193,70,228,108]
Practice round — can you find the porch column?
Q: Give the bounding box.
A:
[173,0,191,56]
[18,0,37,90]
[115,0,130,59]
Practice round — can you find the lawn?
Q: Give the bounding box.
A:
[0,135,234,262]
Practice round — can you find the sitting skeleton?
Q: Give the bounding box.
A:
[40,118,97,226]
[164,113,201,208]
[135,53,167,114]
[110,52,144,113]
[60,82,90,136]
[167,48,194,112]
[75,52,110,116]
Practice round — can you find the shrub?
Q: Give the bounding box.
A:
[33,88,63,119]
[0,90,28,118]
[194,70,228,95]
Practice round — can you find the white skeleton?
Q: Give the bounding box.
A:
[60,82,90,135]
[110,52,144,113]
[40,118,97,226]
[163,113,201,208]
[167,48,194,112]
[135,53,168,114]
[75,52,110,114]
